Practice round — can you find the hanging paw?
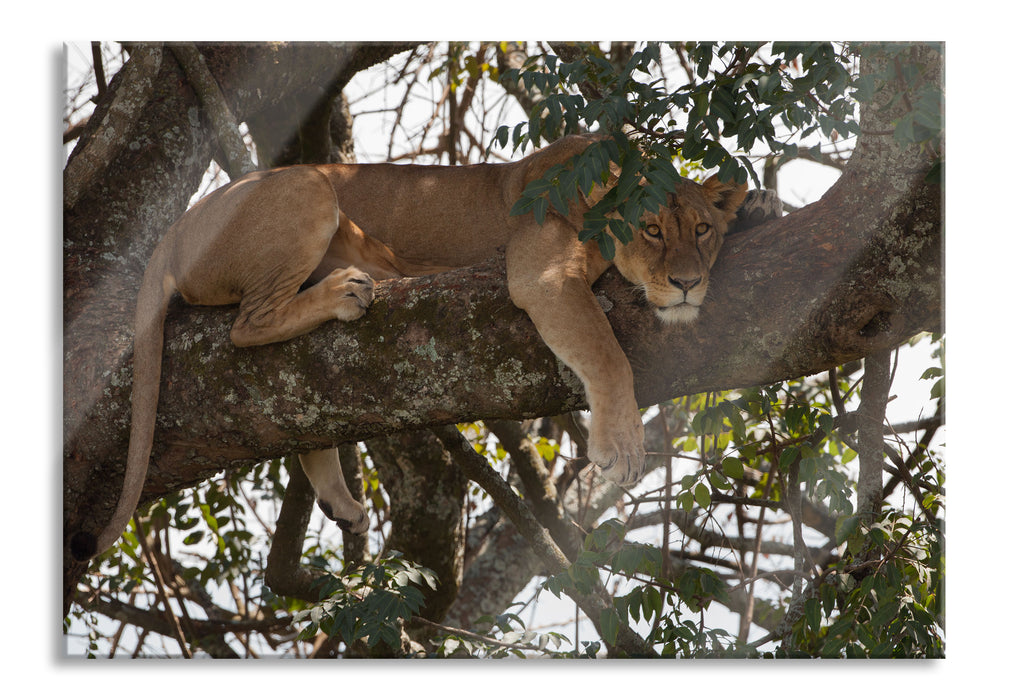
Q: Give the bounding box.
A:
[587,415,647,487]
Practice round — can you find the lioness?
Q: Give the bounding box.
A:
[70,134,747,561]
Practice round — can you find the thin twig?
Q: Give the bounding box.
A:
[857,350,892,519]
[91,42,107,98]
[413,616,553,655]
[659,405,673,581]
[135,517,193,658]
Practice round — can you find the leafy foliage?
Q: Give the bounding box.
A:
[791,513,944,658]
[495,41,942,257]
[292,552,438,653]
[496,42,858,256]
[538,517,751,657]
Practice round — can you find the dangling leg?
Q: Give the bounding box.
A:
[298,448,369,534]
[506,220,646,485]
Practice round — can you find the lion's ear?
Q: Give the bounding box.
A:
[701,175,749,219]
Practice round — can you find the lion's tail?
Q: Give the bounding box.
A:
[70,244,175,561]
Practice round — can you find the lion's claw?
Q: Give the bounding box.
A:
[588,433,647,487]
[317,499,369,535]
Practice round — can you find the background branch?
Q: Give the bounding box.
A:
[264,456,323,602]
[63,43,162,209]
[170,43,255,178]
[857,350,892,518]
[430,425,656,657]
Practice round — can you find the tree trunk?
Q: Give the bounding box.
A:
[367,429,467,623]
[63,43,942,612]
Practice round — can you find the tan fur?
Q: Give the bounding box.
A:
[71,134,747,561]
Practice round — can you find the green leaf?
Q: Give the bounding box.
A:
[576,153,601,196]
[709,472,730,491]
[821,635,845,658]
[645,165,679,196]
[925,158,943,184]
[508,195,535,218]
[835,514,861,547]
[613,545,645,575]
[868,523,890,548]
[779,445,799,471]
[694,483,711,509]
[870,599,899,632]
[643,586,663,621]
[820,583,836,617]
[804,597,822,631]
[600,607,620,647]
[721,456,745,479]
[817,413,834,435]
[531,196,548,225]
[595,231,616,260]
[547,182,568,216]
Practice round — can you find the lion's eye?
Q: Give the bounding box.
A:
[644,224,662,239]
[695,223,711,237]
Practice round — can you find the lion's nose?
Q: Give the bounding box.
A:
[669,276,702,292]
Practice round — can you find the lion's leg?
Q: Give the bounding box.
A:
[229,266,375,347]
[506,222,646,486]
[298,448,369,535]
[172,167,376,348]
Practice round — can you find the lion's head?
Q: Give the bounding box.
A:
[613,175,748,324]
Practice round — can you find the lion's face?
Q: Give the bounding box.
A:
[613,175,748,324]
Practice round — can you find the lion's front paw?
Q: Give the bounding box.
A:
[327,266,375,321]
[587,419,647,487]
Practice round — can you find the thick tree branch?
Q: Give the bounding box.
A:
[485,420,583,559]
[430,427,570,574]
[264,455,323,602]
[443,411,672,629]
